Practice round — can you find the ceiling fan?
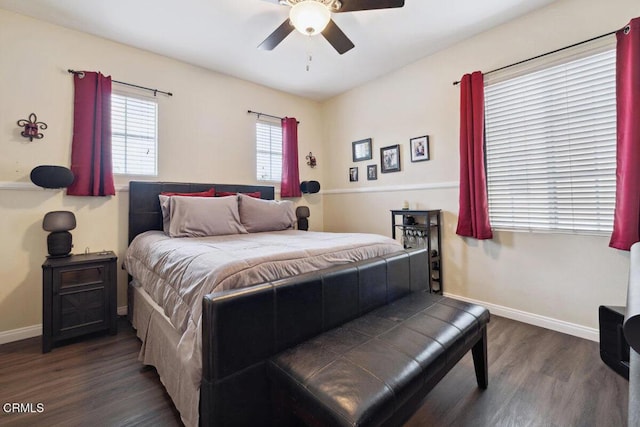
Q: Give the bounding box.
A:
[258,0,405,55]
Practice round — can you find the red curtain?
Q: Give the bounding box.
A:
[610,18,640,250]
[67,71,115,196]
[456,71,493,239]
[280,117,301,198]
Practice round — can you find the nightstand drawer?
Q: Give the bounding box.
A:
[57,265,105,290]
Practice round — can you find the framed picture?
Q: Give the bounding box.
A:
[410,135,430,162]
[352,138,373,162]
[349,167,359,182]
[380,144,401,173]
[367,164,377,180]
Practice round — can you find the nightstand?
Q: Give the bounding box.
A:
[42,251,117,353]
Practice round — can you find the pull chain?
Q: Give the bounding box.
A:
[305,35,313,72]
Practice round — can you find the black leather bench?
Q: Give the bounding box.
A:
[201,249,489,426]
[267,291,489,427]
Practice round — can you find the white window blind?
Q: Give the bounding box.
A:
[484,49,616,234]
[111,93,158,176]
[256,119,282,181]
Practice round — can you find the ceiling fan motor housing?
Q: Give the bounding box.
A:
[290,1,332,35]
[281,0,342,12]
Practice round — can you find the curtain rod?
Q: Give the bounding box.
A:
[452,29,618,86]
[247,110,300,124]
[67,69,173,96]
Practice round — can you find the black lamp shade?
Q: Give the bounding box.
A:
[43,211,76,232]
[296,206,310,218]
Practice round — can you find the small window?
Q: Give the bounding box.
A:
[111,93,158,176]
[256,119,282,182]
[484,48,616,234]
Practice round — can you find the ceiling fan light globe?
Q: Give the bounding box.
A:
[290,1,331,36]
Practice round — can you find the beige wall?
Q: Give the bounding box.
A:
[321,0,639,337]
[2,0,638,340]
[0,9,324,335]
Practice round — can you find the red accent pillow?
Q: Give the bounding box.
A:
[216,191,261,198]
[161,188,215,197]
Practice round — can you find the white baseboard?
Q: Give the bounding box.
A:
[445,292,599,342]
[0,324,41,345]
[0,306,129,345]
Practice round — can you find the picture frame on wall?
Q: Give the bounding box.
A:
[410,135,430,162]
[352,138,373,162]
[380,144,401,173]
[367,164,377,180]
[349,167,359,182]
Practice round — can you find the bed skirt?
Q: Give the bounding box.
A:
[131,282,199,427]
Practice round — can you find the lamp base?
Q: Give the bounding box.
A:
[47,231,73,258]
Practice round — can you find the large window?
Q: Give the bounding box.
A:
[111,93,158,176]
[256,118,282,182]
[484,48,616,234]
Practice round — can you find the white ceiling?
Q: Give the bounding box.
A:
[0,0,557,101]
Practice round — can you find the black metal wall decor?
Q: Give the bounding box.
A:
[17,113,47,141]
[306,152,317,168]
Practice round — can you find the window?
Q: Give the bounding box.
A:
[484,48,616,234]
[256,118,282,181]
[111,93,158,175]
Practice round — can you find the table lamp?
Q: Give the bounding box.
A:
[43,211,76,257]
[296,206,310,231]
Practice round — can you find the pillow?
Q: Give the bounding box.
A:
[168,195,247,237]
[238,193,295,233]
[158,188,215,234]
[161,188,215,197]
[159,195,172,233]
[216,191,261,198]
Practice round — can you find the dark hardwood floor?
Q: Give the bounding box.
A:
[0,318,181,427]
[0,315,628,427]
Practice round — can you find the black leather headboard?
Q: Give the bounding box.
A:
[128,181,275,243]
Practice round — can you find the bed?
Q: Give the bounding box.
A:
[124,181,404,426]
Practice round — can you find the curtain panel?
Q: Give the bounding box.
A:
[67,71,115,197]
[610,17,640,250]
[280,117,301,198]
[456,71,493,239]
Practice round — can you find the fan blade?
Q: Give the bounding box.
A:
[322,19,355,55]
[258,19,295,50]
[337,0,404,12]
